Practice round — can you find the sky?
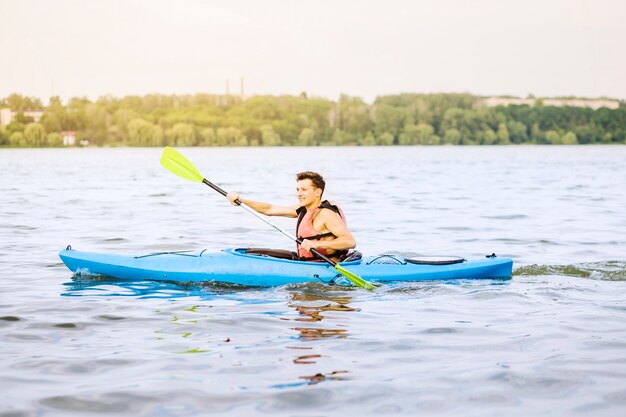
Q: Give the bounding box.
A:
[1,0,624,104]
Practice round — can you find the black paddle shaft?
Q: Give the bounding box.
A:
[201,178,338,267]
[202,179,228,197]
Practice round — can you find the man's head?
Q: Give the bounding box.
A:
[296,171,325,206]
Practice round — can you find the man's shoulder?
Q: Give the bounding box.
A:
[317,206,342,221]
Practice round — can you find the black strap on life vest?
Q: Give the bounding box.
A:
[296,200,343,240]
[296,201,348,261]
[299,231,336,240]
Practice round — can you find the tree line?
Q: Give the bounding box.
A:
[1,92,624,147]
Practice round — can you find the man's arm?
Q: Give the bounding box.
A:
[226,193,298,218]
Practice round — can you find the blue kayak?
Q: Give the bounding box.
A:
[59,247,513,287]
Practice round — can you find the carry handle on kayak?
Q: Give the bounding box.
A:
[160,147,376,290]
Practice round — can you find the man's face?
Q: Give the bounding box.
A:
[296,179,321,206]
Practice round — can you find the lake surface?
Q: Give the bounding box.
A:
[1,146,625,416]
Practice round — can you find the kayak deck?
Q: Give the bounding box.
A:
[59,247,513,287]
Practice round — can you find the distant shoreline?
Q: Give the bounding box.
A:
[2,93,624,147]
[2,143,625,150]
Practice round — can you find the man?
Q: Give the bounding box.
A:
[227,171,356,262]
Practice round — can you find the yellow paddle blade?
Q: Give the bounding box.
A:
[335,264,377,291]
[160,147,204,183]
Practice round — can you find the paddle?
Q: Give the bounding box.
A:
[160,146,376,290]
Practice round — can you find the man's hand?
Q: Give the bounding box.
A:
[226,192,241,206]
[299,239,318,252]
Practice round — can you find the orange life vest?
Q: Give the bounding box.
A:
[296,200,348,261]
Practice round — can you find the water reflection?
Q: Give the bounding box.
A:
[287,289,355,339]
[61,275,261,300]
[293,327,348,339]
[299,370,350,385]
[61,274,359,389]
[282,286,357,388]
[292,354,321,364]
[287,287,357,323]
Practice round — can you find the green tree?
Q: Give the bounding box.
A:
[377,132,394,146]
[573,124,597,144]
[47,132,63,147]
[358,131,376,146]
[408,97,433,125]
[24,123,47,147]
[4,93,44,111]
[399,124,419,145]
[329,129,353,146]
[337,95,372,135]
[168,123,196,146]
[296,127,316,146]
[83,104,109,146]
[443,128,461,145]
[217,127,247,146]
[231,128,248,146]
[199,127,216,146]
[3,117,25,136]
[480,128,497,145]
[112,108,139,142]
[128,119,163,146]
[497,123,510,144]
[373,103,409,142]
[40,113,62,133]
[507,120,528,143]
[545,130,561,144]
[531,123,544,143]
[441,108,491,144]
[41,96,68,133]
[416,123,436,145]
[9,131,26,147]
[215,128,229,146]
[562,131,578,144]
[260,124,280,146]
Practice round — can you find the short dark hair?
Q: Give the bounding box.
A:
[296,171,325,194]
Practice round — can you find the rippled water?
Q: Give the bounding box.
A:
[1,146,626,416]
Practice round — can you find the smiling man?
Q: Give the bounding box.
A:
[226,171,356,262]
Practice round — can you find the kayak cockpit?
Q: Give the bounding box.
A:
[227,248,364,265]
[236,247,297,260]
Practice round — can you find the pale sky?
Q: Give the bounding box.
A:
[1,0,624,104]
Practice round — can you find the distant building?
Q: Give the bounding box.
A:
[483,97,619,110]
[0,108,44,127]
[62,131,76,146]
[0,109,10,126]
